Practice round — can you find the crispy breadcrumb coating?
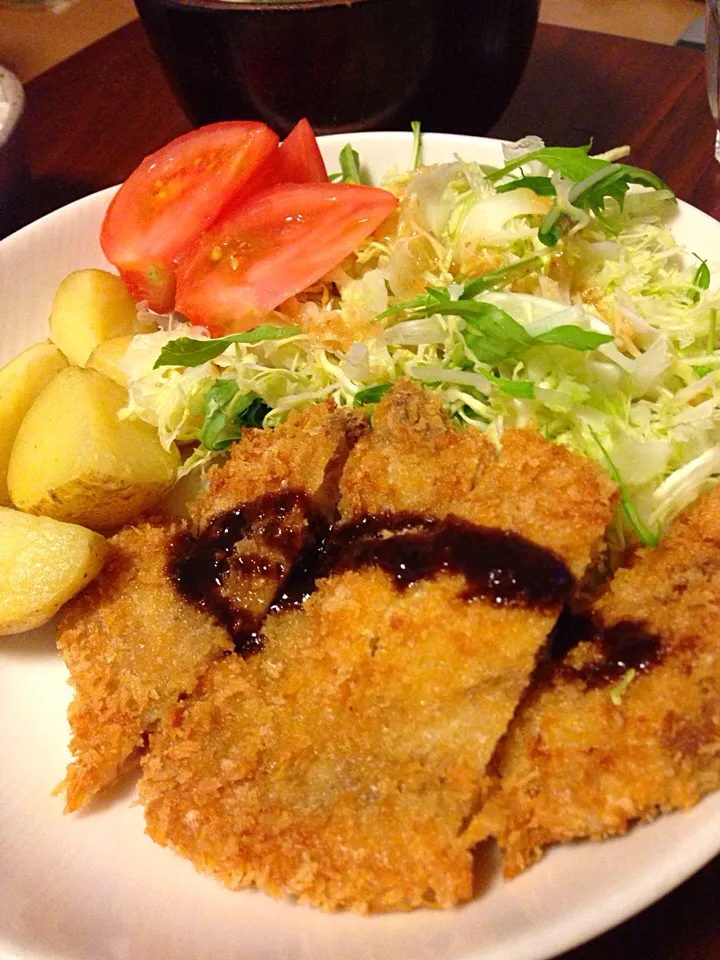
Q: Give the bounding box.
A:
[140,382,615,912]
[56,403,365,812]
[56,523,232,813]
[468,487,720,878]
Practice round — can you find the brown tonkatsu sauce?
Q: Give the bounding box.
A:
[170,491,575,657]
[322,513,573,606]
[170,491,330,656]
[550,608,663,687]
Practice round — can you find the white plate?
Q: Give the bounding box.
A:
[2,132,720,960]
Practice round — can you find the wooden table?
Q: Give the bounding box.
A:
[16,18,720,960]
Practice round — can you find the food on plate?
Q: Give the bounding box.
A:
[116,136,720,561]
[466,485,720,878]
[100,121,280,311]
[4,125,720,914]
[86,335,133,387]
[48,269,156,367]
[0,340,67,503]
[56,522,232,812]
[56,401,365,811]
[139,381,615,912]
[99,118,397,332]
[174,182,399,335]
[7,366,180,529]
[0,506,106,636]
[268,116,328,184]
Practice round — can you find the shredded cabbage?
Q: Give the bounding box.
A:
[119,140,720,551]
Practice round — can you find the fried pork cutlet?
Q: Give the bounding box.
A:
[468,487,720,879]
[140,381,615,912]
[174,402,365,654]
[57,403,365,813]
[57,522,232,813]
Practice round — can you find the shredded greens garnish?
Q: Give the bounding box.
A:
[589,428,660,548]
[486,144,666,192]
[609,668,637,706]
[382,289,613,362]
[338,143,363,184]
[461,256,546,300]
[691,257,711,304]
[354,383,393,406]
[708,308,718,353]
[154,325,302,368]
[496,175,557,196]
[411,121,423,170]
[199,380,269,450]
[487,144,671,248]
[118,136,720,554]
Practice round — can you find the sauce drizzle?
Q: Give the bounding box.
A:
[170,496,575,656]
[550,609,663,687]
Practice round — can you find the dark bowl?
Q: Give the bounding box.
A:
[0,66,27,239]
[134,0,540,136]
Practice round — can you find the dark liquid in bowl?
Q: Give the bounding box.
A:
[133,0,539,135]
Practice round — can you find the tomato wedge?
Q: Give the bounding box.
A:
[100,121,279,311]
[274,118,328,183]
[242,118,328,195]
[175,182,398,335]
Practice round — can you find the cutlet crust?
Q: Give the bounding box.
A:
[189,402,366,528]
[57,403,366,813]
[140,382,616,912]
[57,523,232,813]
[469,487,720,878]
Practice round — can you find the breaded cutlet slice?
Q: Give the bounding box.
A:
[57,403,365,812]
[467,487,720,879]
[140,382,615,912]
[180,403,366,643]
[56,522,233,813]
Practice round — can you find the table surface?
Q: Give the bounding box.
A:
[15,17,720,960]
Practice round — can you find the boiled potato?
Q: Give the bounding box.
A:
[7,367,180,530]
[49,268,156,367]
[87,335,133,388]
[0,341,68,505]
[0,506,107,635]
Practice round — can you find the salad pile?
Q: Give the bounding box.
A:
[106,127,720,553]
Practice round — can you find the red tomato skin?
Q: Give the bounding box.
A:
[100,121,279,311]
[241,118,328,197]
[175,182,398,335]
[275,119,328,183]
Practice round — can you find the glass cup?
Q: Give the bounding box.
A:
[708,0,720,162]
[133,0,540,136]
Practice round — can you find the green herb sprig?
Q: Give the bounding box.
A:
[354,383,393,407]
[411,121,423,170]
[609,668,637,706]
[199,380,270,451]
[690,256,711,304]
[381,289,612,365]
[154,325,302,369]
[588,427,660,548]
[487,144,672,248]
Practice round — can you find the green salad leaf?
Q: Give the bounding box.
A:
[589,428,661,548]
[154,325,302,368]
[199,380,270,450]
[487,144,672,248]
[339,143,363,184]
[354,383,393,406]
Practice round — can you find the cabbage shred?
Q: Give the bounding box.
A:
[119,140,720,552]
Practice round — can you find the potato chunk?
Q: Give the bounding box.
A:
[7,367,180,530]
[0,507,107,635]
[49,269,156,367]
[86,335,133,388]
[0,341,68,504]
